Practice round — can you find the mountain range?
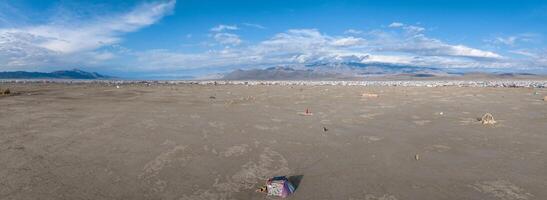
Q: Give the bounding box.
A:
[0,69,113,79]
[0,64,542,80]
[222,62,450,80]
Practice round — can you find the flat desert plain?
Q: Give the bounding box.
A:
[1,83,546,200]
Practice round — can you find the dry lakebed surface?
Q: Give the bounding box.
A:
[1,82,546,200]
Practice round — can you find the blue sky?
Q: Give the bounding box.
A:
[1,0,547,78]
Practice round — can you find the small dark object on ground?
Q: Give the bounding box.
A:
[298,108,313,116]
[209,96,216,99]
[2,88,10,95]
[323,127,328,132]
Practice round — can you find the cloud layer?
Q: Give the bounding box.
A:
[0,2,545,75]
[132,24,513,72]
[0,0,176,70]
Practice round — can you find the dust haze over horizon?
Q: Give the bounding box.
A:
[1,0,547,78]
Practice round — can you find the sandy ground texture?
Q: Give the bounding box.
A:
[1,83,546,200]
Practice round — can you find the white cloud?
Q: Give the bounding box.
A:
[447,45,501,58]
[492,34,538,46]
[213,33,242,45]
[369,24,501,59]
[510,49,536,57]
[133,29,358,69]
[0,31,58,69]
[330,37,365,47]
[496,36,518,45]
[2,14,541,74]
[344,29,363,35]
[404,25,425,34]
[392,36,502,59]
[388,22,425,34]
[508,49,547,67]
[210,24,239,32]
[90,51,116,61]
[8,0,174,54]
[388,22,404,28]
[242,23,266,29]
[0,0,176,69]
[132,27,506,72]
[260,29,327,48]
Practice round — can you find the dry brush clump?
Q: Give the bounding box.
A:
[480,113,496,125]
[1,88,10,95]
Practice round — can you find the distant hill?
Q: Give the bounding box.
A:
[222,62,448,80]
[0,69,114,79]
[221,62,546,80]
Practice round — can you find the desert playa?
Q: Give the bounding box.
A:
[1,82,546,200]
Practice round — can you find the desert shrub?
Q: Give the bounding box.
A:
[1,88,10,95]
[480,113,496,125]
